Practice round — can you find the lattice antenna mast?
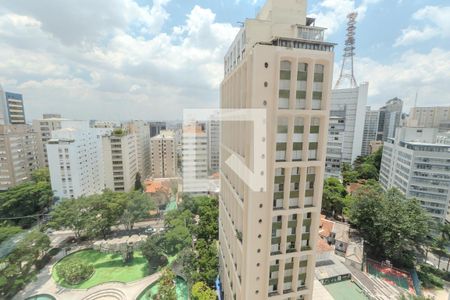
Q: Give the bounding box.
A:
[335,12,358,89]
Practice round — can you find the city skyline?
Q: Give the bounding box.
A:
[0,0,449,121]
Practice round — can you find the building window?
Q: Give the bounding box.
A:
[279,61,291,109]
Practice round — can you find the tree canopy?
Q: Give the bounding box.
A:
[348,185,430,267]
[321,177,347,217]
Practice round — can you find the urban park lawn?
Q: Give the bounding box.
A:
[52,249,150,289]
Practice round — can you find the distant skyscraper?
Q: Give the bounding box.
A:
[0,124,39,191]
[47,121,105,199]
[220,0,334,299]
[0,85,26,125]
[206,119,220,173]
[182,123,207,194]
[151,130,177,178]
[149,122,166,138]
[378,97,403,141]
[102,128,138,192]
[361,107,380,156]
[325,83,368,177]
[380,127,450,223]
[32,114,65,168]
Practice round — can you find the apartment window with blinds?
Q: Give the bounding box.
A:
[296,63,307,109]
[279,61,291,109]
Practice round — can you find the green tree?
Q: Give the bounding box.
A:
[141,235,168,273]
[349,186,430,267]
[134,172,143,191]
[120,191,154,231]
[155,268,177,300]
[177,247,197,285]
[192,281,217,300]
[342,170,359,186]
[0,225,22,243]
[49,197,90,240]
[0,181,53,228]
[56,258,94,285]
[31,168,50,183]
[0,230,50,297]
[193,239,218,287]
[322,178,347,217]
[356,163,379,180]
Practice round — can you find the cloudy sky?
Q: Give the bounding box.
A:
[0,0,449,121]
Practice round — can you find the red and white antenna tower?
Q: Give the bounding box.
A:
[335,12,358,89]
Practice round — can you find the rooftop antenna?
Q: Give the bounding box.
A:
[335,12,358,89]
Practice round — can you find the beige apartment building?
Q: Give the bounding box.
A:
[407,106,450,129]
[219,1,334,299]
[32,114,65,168]
[102,129,138,192]
[126,121,151,179]
[150,130,177,178]
[0,124,39,190]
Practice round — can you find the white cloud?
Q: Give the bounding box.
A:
[395,5,450,47]
[0,2,238,121]
[309,0,382,36]
[352,48,450,111]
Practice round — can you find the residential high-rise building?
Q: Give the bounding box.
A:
[378,97,403,141]
[0,124,39,191]
[126,121,151,179]
[0,85,26,125]
[219,1,334,299]
[361,107,380,156]
[207,119,220,173]
[150,130,177,178]
[182,123,208,194]
[102,128,138,192]
[406,106,450,128]
[47,121,105,199]
[149,122,166,138]
[380,127,450,223]
[325,83,368,177]
[32,114,65,168]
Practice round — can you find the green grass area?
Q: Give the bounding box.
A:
[52,249,150,289]
[137,276,188,300]
[325,280,369,300]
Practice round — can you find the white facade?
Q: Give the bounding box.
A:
[380,127,450,223]
[102,129,138,192]
[126,121,151,179]
[220,1,334,299]
[325,83,368,177]
[207,119,220,173]
[32,116,65,168]
[362,107,380,156]
[182,124,208,194]
[47,121,105,199]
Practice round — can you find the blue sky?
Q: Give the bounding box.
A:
[0,0,449,121]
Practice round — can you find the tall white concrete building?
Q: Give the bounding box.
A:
[406,106,450,129]
[361,107,380,156]
[0,124,39,191]
[32,114,65,168]
[325,83,368,177]
[102,129,138,192]
[219,0,334,299]
[182,123,208,194]
[126,121,151,179]
[47,121,105,199]
[207,119,220,173]
[151,130,177,178]
[380,127,450,223]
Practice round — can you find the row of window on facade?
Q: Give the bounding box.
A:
[278,61,324,111]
